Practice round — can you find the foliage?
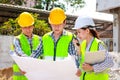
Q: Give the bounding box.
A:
[0,13,51,36]
[34,0,65,11]
[0,0,26,5]
[0,0,85,11]
[33,0,84,11]
[64,0,85,11]
[33,13,51,36]
[64,0,85,7]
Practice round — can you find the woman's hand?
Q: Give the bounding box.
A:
[82,63,93,72]
[75,69,82,77]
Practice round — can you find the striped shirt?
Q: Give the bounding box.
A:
[86,37,114,73]
[31,30,79,68]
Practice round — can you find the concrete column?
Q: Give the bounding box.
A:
[113,14,118,52]
[113,12,120,52]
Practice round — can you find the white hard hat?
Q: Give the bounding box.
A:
[73,16,95,29]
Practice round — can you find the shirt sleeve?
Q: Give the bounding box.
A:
[13,37,27,56]
[68,41,80,68]
[30,38,43,58]
[93,43,114,73]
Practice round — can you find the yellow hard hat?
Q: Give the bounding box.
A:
[18,12,34,27]
[48,7,66,25]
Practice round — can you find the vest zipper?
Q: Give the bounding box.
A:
[83,72,86,80]
[53,42,56,61]
[29,39,32,53]
[53,36,61,61]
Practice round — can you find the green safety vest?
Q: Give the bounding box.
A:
[80,38,109,80]
[42,31,73,60]
[12,33,40,80]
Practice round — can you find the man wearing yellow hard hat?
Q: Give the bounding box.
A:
[10,12,41,80]
[31,7,79,70]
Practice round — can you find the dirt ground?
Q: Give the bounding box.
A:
[0,67,13,80]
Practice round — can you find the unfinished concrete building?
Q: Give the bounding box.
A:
[97,0,120,52]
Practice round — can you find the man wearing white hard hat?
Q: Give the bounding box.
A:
[73,16,114,80]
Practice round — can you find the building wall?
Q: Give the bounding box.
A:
[0,36,14,69]
[101,38,113,52]
[97,0,120,12]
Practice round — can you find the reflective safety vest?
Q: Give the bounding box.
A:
[42,31,73,61]
[12,33,40,80]
[80,38,109,80]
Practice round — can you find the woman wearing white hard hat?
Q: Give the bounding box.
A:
[73,16,113,80]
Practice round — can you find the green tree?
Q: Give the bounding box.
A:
[0,0,26,5]
[32,13,51,36]
[64,0,84,8]
[34,0,65,10]
[0,13,51,36]
[33,0,84,11]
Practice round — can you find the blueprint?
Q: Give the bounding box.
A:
[11,55,79,80]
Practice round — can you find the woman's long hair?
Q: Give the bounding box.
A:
[81,26,99,39]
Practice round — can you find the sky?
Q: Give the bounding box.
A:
[65,0,96,14]
[63,0,113,22]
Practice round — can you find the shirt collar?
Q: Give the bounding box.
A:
[49,29,67,36]
[49,30,67,42]
[86,37,94,51]
[22,33,33,39]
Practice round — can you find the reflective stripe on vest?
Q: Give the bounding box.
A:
[80,38,109,80]
[42,31,73,61]
[13,72,23,76]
